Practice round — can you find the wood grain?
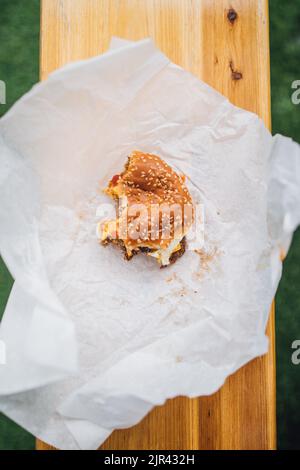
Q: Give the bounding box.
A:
[37,0,276,450]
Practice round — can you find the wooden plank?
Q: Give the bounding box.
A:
[37,0,276,450]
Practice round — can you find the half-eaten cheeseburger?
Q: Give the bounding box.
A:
[99,151,194,267]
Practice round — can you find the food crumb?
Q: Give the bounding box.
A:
[165,272,178,283]
[193,247,219,279]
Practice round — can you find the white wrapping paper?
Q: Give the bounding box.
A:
[0,38,299,450]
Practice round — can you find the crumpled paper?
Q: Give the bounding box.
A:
[0,38,299,450]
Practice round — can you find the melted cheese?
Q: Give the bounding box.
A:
[147,238,182,266]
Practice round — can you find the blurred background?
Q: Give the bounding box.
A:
[0,0,299,450]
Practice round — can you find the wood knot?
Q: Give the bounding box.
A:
[227,8,238,24]
[229,60,243,80]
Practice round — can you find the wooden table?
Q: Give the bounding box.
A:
[37,0,276,450]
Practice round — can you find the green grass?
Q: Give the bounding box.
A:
[0,0,39,118]
[0,0,299,450]
[0,0,39,450]
[270,0,300,450]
